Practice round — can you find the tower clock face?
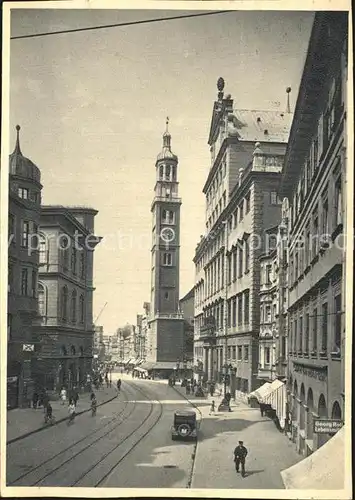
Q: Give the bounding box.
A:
[160,227,175,243]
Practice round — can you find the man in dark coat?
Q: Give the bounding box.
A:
[234,441,248,477]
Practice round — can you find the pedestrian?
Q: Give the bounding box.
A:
[42,391,49,414]
[60,387,67,405]
[260,402,265,417]
[44,403,54,424]
[73,388,79,407]
[209,400,215,415]
[233,441,248,477]
[32,392,39,409]
[117,378,121,393]
[68,401,76,424]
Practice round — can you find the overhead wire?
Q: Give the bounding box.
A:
[11,10,231,40]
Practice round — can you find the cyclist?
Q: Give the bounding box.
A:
[44,402,54,424]
[68,401,76,424]
[91,395,97,416]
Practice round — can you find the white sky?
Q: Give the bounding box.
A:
[9,8,314,333]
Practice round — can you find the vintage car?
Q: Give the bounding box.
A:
[171,410,198,441]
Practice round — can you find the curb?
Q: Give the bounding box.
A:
[6,392,118,445]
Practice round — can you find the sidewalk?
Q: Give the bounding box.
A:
[173,384,302,489]
[6,386,118,444]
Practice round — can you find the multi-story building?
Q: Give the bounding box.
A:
[193,78,293,398]
[144,120,184,377]
[93,325,104,355]
[7,125,43,408]
[279,12,348,456]
[35,206,101,392]
[179,287,195,363]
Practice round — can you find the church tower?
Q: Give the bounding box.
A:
[147,119,184,370]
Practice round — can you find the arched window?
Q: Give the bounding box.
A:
[71,345,76,356]
[293,380,298,397]
[79,294,85,323]
[39,234,47,264]
[331,401,342,420]
[318,394,327,418]
[61,345,67,356]
[71,290,77,323]
[165,164,171,180]
[80,346,84,356]
[159,165,164,180]
[38,282,46,317]
[61,286,68,320]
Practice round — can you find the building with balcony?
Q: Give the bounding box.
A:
[35,205,102,392]
[7,125,43,408]
[193,78,293,398]
[279,12,348,456]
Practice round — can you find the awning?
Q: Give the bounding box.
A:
[281,427,345,489]
[133,366,148,373]
[262,379,287,429]
[140,361,179,370]
[249,382,272,401]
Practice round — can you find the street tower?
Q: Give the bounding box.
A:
[147,119,184,372]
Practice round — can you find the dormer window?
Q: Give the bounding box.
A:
[18,187,29,199]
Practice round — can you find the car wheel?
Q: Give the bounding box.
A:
[177,423,191,437]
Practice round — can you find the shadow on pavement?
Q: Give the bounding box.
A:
[197,417,258,442]
[243,469,265,477]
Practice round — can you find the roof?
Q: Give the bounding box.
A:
[174,410,196,417]
[9,125,41,185]
[230,109,293,143]
[141,361,178,370]
[180,286,195,303]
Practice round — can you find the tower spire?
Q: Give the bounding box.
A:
[14,124,22,155]
[166,116,169,133]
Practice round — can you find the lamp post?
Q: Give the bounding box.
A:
[183,359,188,381]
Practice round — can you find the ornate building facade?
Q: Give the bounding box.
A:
[193,79,293,397]
[35,206,101,392]
[280,12,348,456]
[7,126,43,408]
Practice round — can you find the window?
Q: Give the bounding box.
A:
[232,250,237,281]
[244,345,249,361]
[7,314,12,341]
[305,226,310,267]
[237,346,242,360]
[31,270,37,298]
[312,307,318,352]
[312,212,319,258]
[312,138,319,173]
[266,305,271,323]
[18,187,29,199]
[294,319,298,352]
[265,347,271,364]
[163,252,172,266]
[305,313,310,353]
[334,294,342,351]
[61,286,68,320]
[233,209,238,228]
[295,252,299,279]
[239,202,244,221]
[232,297,237,327]
[238,243,243,278]
[245,193,250,214]
[8,265,13,293]
[71,247,77,274]
[9,214,15,242]
[245,237,250,273]
[299,316,303,352]
[21,221,30,248]
[162,209,174,224]
[244,290,249,325]
[270,191,279,205]
[21,268,28,295]
[71,290,77,323]
[334,174,342,227]
[322,194,329,234]
[159,165,164,179]
[172,165,176,181]
[39,234,47,264]
[281,337,286,358]
[80,251,85,278]
[227,300,231,327]
[227,254,232,284]
[321,302,328,353]
[238,295,243,326]
[79,294,85,323]
[38,283,45,317]
[266,264,272,284]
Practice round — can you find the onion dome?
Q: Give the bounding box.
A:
[156,117,178,162]
[9,125,41,183]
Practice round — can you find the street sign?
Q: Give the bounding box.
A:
[313,419,343,434]
[22,344,34,352]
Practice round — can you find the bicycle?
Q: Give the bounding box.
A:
[43,414,56,426]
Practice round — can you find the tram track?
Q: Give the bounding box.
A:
[9,381,164,487]
[8,385,134,486]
